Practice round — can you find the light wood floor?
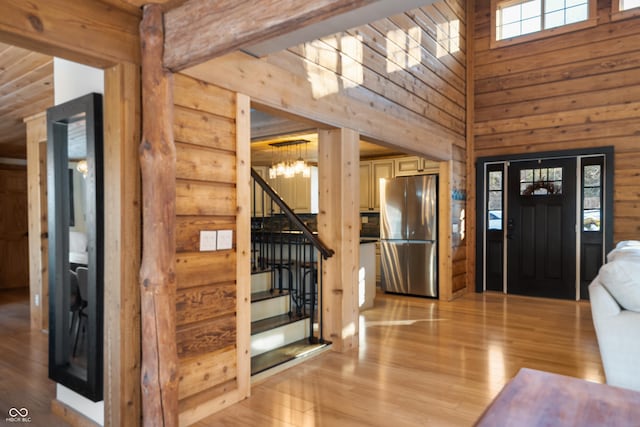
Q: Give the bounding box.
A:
[0,289,69,426]
[194,291,605,427]
[0,289,604,427]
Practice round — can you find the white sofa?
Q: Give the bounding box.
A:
[589,241,640,392]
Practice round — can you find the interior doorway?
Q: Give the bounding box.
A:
[475,147,614,300]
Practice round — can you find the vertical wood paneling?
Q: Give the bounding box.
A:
[234,93,252,402]
[318,128,360,352]
[25,113,48,330]
[103,61,142,427]
[474,0,640,242]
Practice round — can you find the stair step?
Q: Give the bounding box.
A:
[251,313,308,336]
[251,270,272,293]
[251,266,273,275]
[251,291,290,322]
[251,289,289,303]
[251,339,329,376]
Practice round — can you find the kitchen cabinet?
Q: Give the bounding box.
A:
[394,156,422,176]
[359,242,377,310]
[359,159,394,211]
[268,166,318,214]
[372,160,394,211]
[359,163,372,211]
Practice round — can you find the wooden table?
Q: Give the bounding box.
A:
[475,368,640,427]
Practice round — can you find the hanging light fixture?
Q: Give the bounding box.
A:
[76,159,89,178]
[268,139,311,179]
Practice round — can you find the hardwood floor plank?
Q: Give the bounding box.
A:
[0,289,604,426]
[0,289,69,426]
[193,291,604,426]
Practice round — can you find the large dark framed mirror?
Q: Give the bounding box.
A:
[47,93,103,401]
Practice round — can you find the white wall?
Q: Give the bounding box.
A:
[54,58,104,105]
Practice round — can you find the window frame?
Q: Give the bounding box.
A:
[612,0,640,21]
[490,0,598,48]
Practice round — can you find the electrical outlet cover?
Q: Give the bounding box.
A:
[217,230,233,250]
[200,230,217,251]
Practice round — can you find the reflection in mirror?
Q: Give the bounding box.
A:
[47,93,103,401]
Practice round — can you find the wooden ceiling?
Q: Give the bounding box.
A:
[0,43,53,158]
[250,109,404,166]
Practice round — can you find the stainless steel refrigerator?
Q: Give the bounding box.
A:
[380,175,438,297]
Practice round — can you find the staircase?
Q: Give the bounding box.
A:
[249,168,334,376]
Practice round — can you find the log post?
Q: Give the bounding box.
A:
[139,4,179,426]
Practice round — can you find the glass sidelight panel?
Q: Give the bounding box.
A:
[488,170,503,230]
[583,164,601,231]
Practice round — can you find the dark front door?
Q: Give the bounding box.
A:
[507,158,577,299]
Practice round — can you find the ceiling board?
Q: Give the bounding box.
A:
[0,44,54,158]
[250,109,404,166]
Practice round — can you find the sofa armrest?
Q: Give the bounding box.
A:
[589,279,621,318]
[589,279,640,391]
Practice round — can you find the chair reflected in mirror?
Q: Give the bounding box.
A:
[73,267,89,359]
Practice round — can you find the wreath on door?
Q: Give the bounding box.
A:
[521,181,559,196]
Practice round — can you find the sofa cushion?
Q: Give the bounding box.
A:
[599,258,640,312]
[607,240,640,262]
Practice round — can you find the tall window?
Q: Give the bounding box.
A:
[620,0,640,10]
[492,0,596,46]
[582,164,601,232]
[612,0,640,20]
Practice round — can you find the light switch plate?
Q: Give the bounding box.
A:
[200,230,217,251]
[217,230,233,250]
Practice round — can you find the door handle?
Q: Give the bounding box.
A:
[506,218,514,240]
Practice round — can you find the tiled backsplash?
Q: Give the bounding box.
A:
[360,212,380,237]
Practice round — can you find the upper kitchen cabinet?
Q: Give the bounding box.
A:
[360,163,372,211]
[269,166,318,214]
[394,156,441,176]
[394,156,422,176]
[360,159,394,211]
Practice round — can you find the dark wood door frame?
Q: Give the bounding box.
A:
[475,147,614,297]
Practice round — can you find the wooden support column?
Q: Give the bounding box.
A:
[25,112,48,331]
[439,160,453,301]
[317,128,360,353]
[235,93,252,401]
[104,61,141,427]
[465,0,476,293]
[139,5,178,427]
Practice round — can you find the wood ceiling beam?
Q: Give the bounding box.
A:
[0,0,140,68]
[163,0,374,71]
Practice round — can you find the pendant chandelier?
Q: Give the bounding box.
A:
[268,139,311,179]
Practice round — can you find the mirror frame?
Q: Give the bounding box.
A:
[47,93,104,401]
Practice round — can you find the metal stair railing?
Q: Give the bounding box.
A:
[250,168,333,344]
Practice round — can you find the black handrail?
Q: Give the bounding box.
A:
[251,168,334,259]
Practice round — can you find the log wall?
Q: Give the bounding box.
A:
[182,1,470,299]
[173,74,248,426]
[0,164,29,289]
[474,0,640,242]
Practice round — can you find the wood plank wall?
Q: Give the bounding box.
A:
[183,1,469,298]
[474,0,640,242]
[172,73,244,425]
[0,164,29,289]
